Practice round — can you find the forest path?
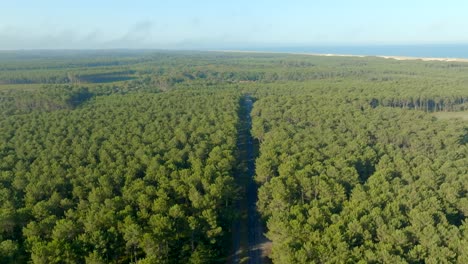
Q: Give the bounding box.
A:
[230,95,270,264]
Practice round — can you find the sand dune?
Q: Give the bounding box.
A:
[305,53,468,62]
[376,55,468,62]
[219,50,468,63]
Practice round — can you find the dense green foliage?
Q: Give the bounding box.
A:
[0,51,467,263]
[250,83,468,263]
[0,83,240,262]
[0,85,93,116]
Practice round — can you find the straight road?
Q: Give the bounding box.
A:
[230,95,269,264]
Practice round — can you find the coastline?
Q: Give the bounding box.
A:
[307,53,468,62]
[373,55,468,62]
[217,50,468,63]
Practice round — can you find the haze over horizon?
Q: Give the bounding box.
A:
[2,0,468,50]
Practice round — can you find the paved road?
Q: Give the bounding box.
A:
[231,95,268,264]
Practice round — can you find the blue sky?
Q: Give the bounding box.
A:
[1,0,468,49]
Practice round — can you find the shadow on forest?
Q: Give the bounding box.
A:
[356,160,376,183]
[78,75,136,83]
[461,128,468,145]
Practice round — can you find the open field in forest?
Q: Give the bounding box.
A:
[433,111,468,120]
[0,83,44,91]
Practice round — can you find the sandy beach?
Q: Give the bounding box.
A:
[295,52,468,62]
[304,53,468,63]
[372,55,468,62]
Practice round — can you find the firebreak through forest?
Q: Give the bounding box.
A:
[0,50,467,263]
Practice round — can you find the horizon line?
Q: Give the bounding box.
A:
[2,45,468,61]
[2,42,468,51]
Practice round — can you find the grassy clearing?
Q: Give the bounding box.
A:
[0,83,44,91]
[0,80,130,92]
[433,111,468,121]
